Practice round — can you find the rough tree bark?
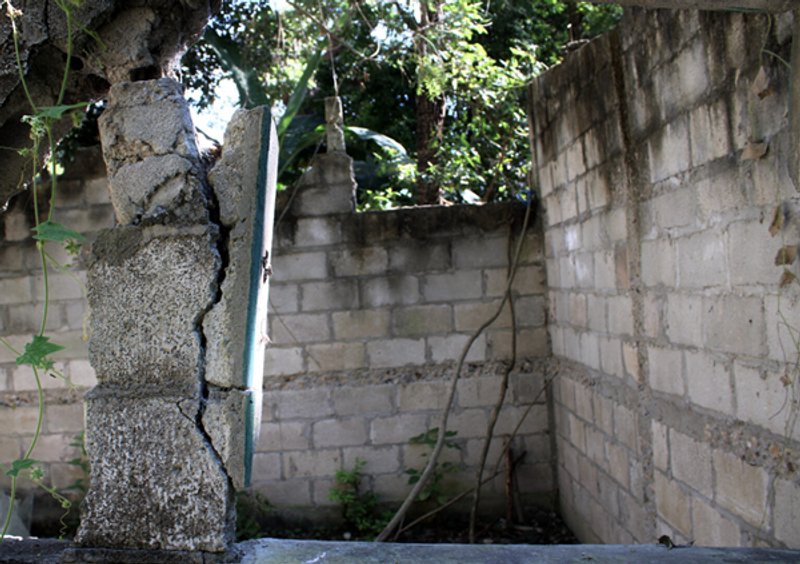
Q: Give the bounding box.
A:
[415,0,446,206]
[0,0,219,211]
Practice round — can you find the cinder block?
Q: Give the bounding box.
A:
[677,231,727,289]
[620,490,651,543]
[393,304,451,337]
[268,283,300,314]
[457,376,503,409]
[765,294,800,363]
[311,478,338,507]
[585,427,606,465]
[300,280,358,311]
[398,380,448,411]
[565,139,586,184]
[727,220,781,286]
[447,408,491,440]
[372,473,412,502]
[12,364,68,391]
[30,433,74,463]
[429,333,486,363]
[313,418,368,448]
[773,477,800,547]
[3,212,30,242]
[648,118,690,183]
[643,293,662,339]
[294,217,341,247]
[560,184,579,223]
[613,404,638,453]
[574,252,593,289]
[592,394,614,434]
[641,238,676,287]
[422,271,482,302]
[689,101,730,167]
[691,499,741,547]
[370,413,429,445]
[366,338,425,368]
[454,301,511,332]
[713,449,768,527]
[45,403,84,434]
[307,342,366,372]
[251,452,282,481]
[332,384,394,416]
[361,275,420,307]
[623,342,640,382]
[651,420,669,472]
[251,479,311,506]
[599,336,623,379]
[734,363,799,437]
[273,388,333,419]
[342,445,400,475]
[494,404,548,437]
[83,177,111,205]
[704,295,764,357]
[579,331,600,370]
[643,189,696,236]
[270,312,330,343]
[666,293,703,346]
[648,346,685,397]
[685,350,732,414]
[389,243,450,273]
[574,383,594,422]
[453,237,509,269]
[669,429,712,496]
[606,442,630,490]
[404,439,461,470]
[283,449,341,479]
[0,277,32,305]
[332,309,390,340]
[485,265,547,297]
[587,294,606,333]
[594,251,615,290]
[696,170,747,223]
[264,346,304,376]
[257,421,309,452]
[654,472,691,536]
[330,247,388,276]
[271,251,327,282]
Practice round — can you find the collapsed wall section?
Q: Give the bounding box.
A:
[529,8,800,548]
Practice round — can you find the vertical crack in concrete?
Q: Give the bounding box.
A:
[191,168,234,487]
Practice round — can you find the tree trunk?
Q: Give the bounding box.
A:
[414,0,446,206]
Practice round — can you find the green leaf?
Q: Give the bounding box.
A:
[31,220,85,243]
[277,47,324,140]
[16,335,65,370]
[37,102,87,120]
[6,458,38,477]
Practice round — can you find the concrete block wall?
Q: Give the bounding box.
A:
[530,8,800,548]
[255,152,552,516]
[0,146,552,527]
[0,148,111,518]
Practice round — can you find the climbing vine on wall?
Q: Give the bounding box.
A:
[0,0,89,541]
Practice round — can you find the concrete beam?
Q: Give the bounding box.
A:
[589,0,798,12]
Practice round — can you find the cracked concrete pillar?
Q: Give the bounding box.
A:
[75,78,277,555]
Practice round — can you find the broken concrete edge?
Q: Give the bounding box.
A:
[2,538,800,564]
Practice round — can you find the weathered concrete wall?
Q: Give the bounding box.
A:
[251,147,552,518]
[529,8,800,548]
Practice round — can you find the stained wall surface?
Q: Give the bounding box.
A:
[529,8,800,548]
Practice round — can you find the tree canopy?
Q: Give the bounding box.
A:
[182,0,623,209]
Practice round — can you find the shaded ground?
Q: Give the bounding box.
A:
[252,507,578,545]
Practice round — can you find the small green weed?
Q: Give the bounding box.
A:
[329,458,391,538]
